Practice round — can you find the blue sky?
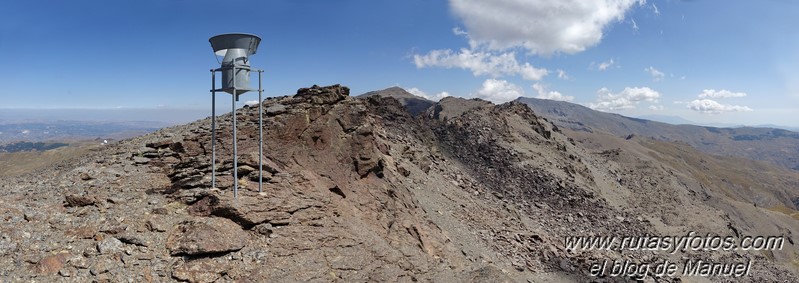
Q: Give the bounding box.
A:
[1,0,797,126]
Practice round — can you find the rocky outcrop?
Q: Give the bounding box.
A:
[294,84,349,105]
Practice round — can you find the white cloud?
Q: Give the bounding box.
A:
[686,89,751,114]
[597,58,617,71]
[588,86,661,111]
[406,88,426,97]
[648,105,664,111]
[532,83,574,102]
[686,99,753,114]
[474,79,524,103]
[21,129,30,134]
[652,3,660,16]
[413,48,548,81]
[556,69,569,80]
[452,27,468,37]
[244,100,259,106]
[631,18,639,32]
[698,89,747,98]
[407,87,450,101]
[449,0,645,55]
[644,66,665,81]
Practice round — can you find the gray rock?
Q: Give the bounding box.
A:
[253,223,273,236]
[58,267,73,277]
[138,146,157,154]
[97,237,123,254]
[132,156,150,164]
[266,104,287,116]
[559,259,573,271]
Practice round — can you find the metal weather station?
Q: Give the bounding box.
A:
[208,33,264,198]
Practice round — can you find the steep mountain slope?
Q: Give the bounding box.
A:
[0,85,797,282]
[518,97,799,171]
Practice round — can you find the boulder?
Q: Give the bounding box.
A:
[266,104,287,116]
[65,194,95,207]
[32,252,69,274]
[166,217,248,256]
[96,237,123,254]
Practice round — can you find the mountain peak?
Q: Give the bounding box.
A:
[358,87,435,116]
[359,86,425,100]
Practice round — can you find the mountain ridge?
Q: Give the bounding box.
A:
[516,97,799,171]
[0,84,796,282]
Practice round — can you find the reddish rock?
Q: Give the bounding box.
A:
[65,194,95,207]
[172,258,229,283]
[32,252,69,274]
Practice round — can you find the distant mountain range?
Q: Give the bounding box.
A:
[517,97,799,171]
[358,88,799,171]
[635,114,697,125]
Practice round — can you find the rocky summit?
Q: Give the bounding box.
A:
[1,84,797,282]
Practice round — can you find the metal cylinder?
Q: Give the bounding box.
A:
[221,48,251,96]
[210,33,260,98]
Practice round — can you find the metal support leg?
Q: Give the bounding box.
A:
[232,66,238,199]
[258,70,263,193]
[211,70,216,189]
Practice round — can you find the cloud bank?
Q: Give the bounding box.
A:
[407,87,451,101]
[474,79,524,103]
[686,99,752,114]
[413,0,644,83]
[450,0,645,55]
[588,86,660,111]
[687,89,752,114]
[698,89,747,98]
[533,83,574,102]
[413,49,548,81]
